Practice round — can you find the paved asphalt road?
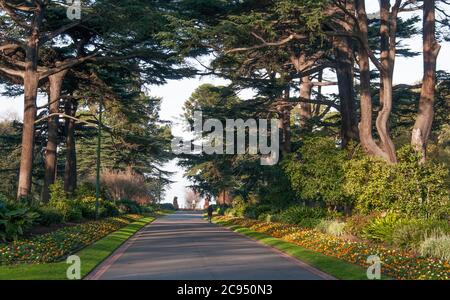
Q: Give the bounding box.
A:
[87,211,334,280]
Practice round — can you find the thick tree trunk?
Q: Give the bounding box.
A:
[18,70,39,200]
[299,76,313,131]
[64,99,78,195]
[17,9,43,200]
[42,70,68,202]
[334,36,359,147]
[376,75,397,163]
[355,0,389,161]
[376,0,397,164]
[412,0,441,162]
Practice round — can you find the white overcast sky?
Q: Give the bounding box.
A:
[1,2,449,207]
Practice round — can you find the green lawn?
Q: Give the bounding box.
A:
[0,216,154,280]
[215,219,391,280]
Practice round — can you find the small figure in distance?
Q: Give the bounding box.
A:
[207,203,214,223]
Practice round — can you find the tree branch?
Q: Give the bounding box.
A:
[225,33,307,54]
[0,65,24,78]
[38,53,98,80]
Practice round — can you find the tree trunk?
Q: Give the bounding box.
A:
[333,36,359,147]
[355,0,389,161]
[299,76,313,131]
[412,0,441,162]
[17,8,43,200]
[376,75,397,163]
[277,104,292,155]
[376,0,397,164]
[64,99,78,195]
[277,87,292,156]
[42,70,68,202]
[18,70,39,200]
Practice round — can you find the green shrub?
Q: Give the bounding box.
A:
[298,217,322,229]
[36,206,64,226]
[391,223,425,250]
[216,204,229,216]
[142,205,156,214]
[103,201,120,217]
[274,205,326,228]
[49,180,74,221]
[0,201,39,241]
[283,137,351,209]
[392,147,449,219]
[258,213,277,222]
[360,213,405,243]
[315,219,346,236]
[77,196,100,219]
[226,196,249,218]
[117,199,143,214]
[392,219,450,250]
[74,182,97,199]
[244,204,274,220]
[257,166,296,207]
[419,234,450,261]
[158,203,175,211]
[0,193,9,204]
[345,146,449,218]
[66,206,83,223]
[78,197,116,219]
[344,213,380,236]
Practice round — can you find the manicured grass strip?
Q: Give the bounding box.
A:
[0,217,153,280]
[215,219,390,280]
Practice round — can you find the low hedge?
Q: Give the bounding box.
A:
[215,216,450,280]
[0,214,143,266]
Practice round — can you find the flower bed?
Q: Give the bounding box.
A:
[0,214,143,265]
[216,216,450,280]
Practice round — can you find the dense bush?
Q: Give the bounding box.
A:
[257,213,278,222]
[74,182,100,199]
[273,205,327,228]
[49,180,82,222]
[225,197,276,220]
[225,196,248,217]
[66,206,83,222]
[117,199,144,214]
[0,201,39,241]
[282,138,449,220]
[345,146,449,218]
[257,166,296,207]
[216,204,229,216]
[102,201,120,217]
[244,204,274,220]
[283,137,350,209]
[36,206,64,226]
[158,203,175,211]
